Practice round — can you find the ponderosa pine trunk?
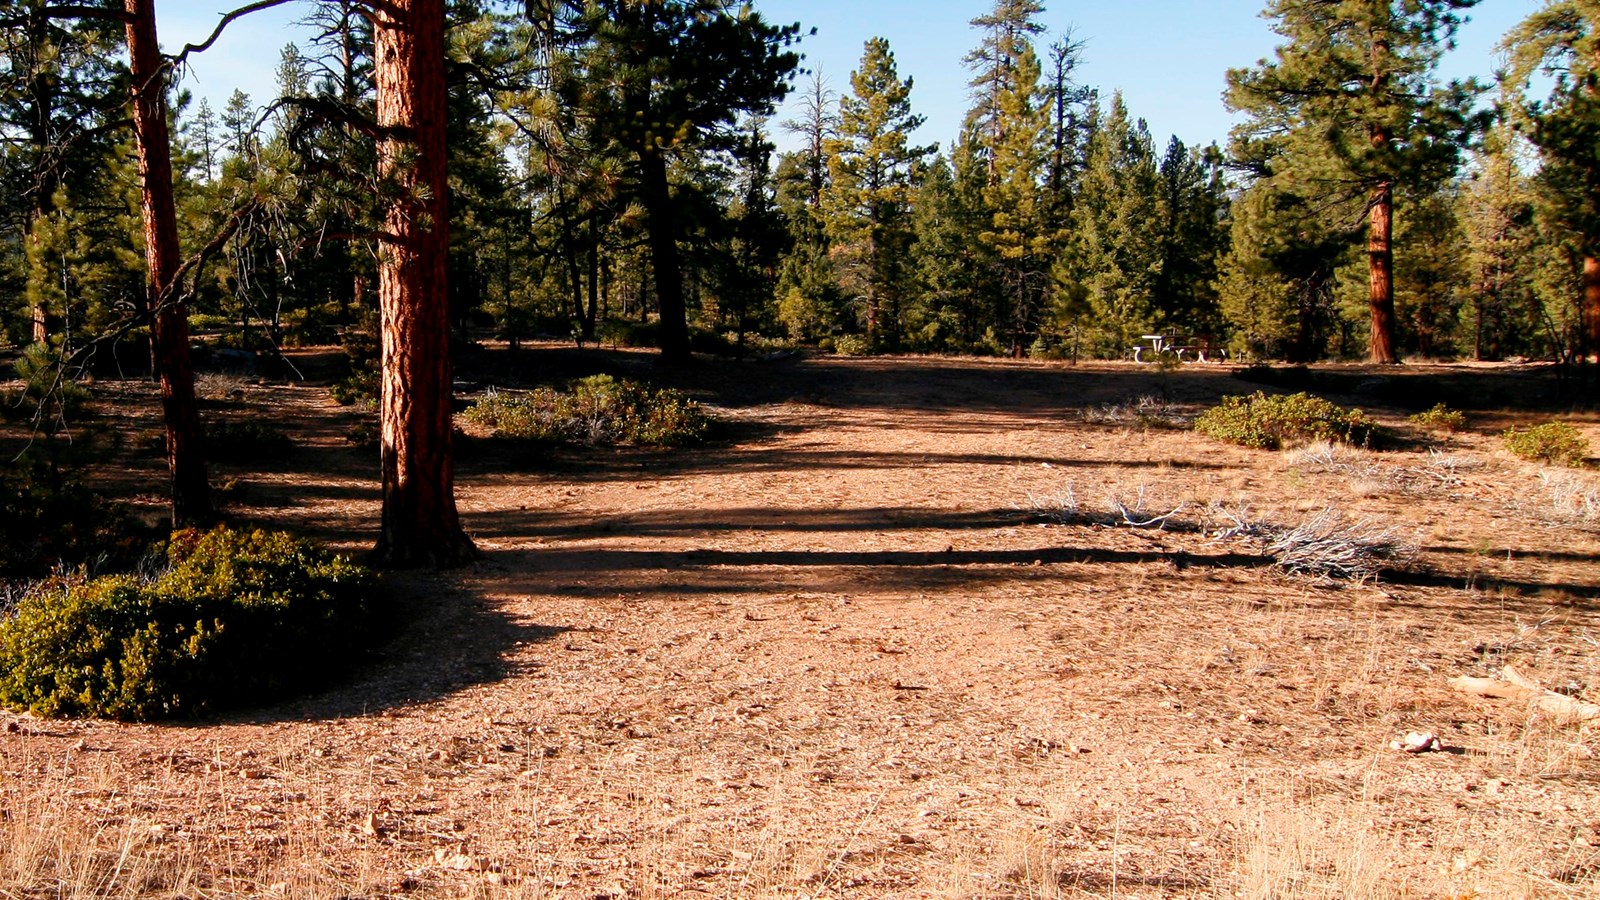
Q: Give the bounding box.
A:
[371,0,474,567]
[1367,181,1399,365]
[125,0,211,527]
[638,147,691,363]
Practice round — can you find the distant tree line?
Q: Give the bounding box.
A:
[6,0,1598,369]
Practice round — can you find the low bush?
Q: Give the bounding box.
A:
[1195,391,1379,450]
[0,526,373,720]
[1408,403,1467,433]
[596,321,658,349]
[463,375,710,448]
[1503,421,1590,468]
[830,334,871,357]
[329,370,379,407]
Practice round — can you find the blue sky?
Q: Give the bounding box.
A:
[163,0,1543,154]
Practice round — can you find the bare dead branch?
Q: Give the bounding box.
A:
[167,0,300,68]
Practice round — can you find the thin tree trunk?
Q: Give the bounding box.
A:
[26,213,53,345]
[1583,254,1600,361]
[638,148,690,363]
[125,0,211,527]
[584,223,600,340]
[1367,181,1398,365]
[371,0,474,567]
[27,16,57,346]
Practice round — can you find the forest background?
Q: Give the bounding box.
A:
[6,0,1598,376]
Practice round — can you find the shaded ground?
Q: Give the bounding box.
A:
[3,349,1599,898]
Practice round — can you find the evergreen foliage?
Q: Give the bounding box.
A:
[0,0,1592,386]
[464,375,711,447]
[1195,391,1380,450]
[1500,1,1600,361]
[1503,420,1591,466]
[1225,0,1485,363]
[0,527,373,720]
[820,37,933,350]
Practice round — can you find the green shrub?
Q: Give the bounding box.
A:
[1195,391,1380,450]
[831,334,871,357]
[1408,403,1467,433]
[2,343,93,424]
[0,526,372,720]
[329,370,379,406]
[1503,421,1590,467]
[463,375,710,448]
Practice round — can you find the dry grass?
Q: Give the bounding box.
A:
[1081,395,1193,430]
[1523,468,1600,529]
[4,354,1600,898]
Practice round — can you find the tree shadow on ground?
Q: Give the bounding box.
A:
[455,344,1590,420]
[215,574,569,725]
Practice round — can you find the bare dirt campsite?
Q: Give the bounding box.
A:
[4,349,1600,898]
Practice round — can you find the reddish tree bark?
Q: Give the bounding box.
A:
[370,0,474,567]
[125,0,211,526]
[1364,37,1399,367]
[1367,181,1399,365]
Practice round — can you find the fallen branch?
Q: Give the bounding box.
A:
[1449,665,1600,722]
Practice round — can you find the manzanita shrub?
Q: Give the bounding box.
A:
[465,375,710,447]
[0,526,373,721]
[1503,421,1590,468]
[1195,391,1380,451]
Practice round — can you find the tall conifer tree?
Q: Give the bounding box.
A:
[821,37,932,349]
[1225,0,1482,364]
[979,44,1054,355]
[1501,1,1600,360]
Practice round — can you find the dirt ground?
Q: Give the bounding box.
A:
[3,348,1600,898]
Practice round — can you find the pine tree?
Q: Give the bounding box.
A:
[1392,183,1466,357]
[1059,93,1163,354]
[1043,34,1094,222]
[774,71,839,340]
[821,37,933,350]
[1153,139,1229,338]
[1458,120,1541,359]
[371,0,475,566]
[963,0,1046,169]
[184,99,219,183]
[715,117,788,345]
[1501,1,1600,359]
[1217,180,1350,361]
[0,3,125,344]
[978,43,1054,356]
[908,146,999,352]
[1226,0,1483,364]
[563,0,802,362]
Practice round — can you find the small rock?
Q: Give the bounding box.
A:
[1392,731,1442,753]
